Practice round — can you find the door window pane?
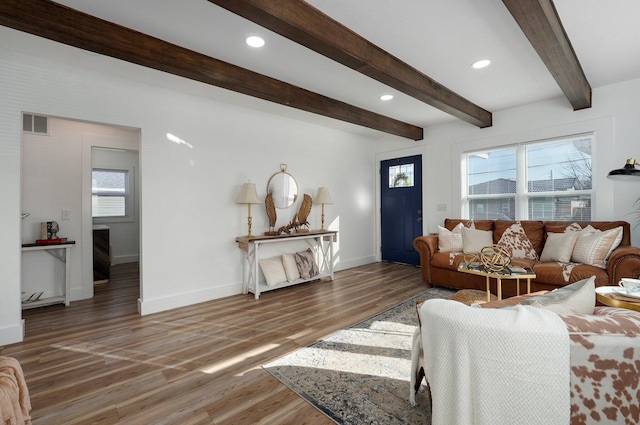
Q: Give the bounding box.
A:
[388,164,414,188]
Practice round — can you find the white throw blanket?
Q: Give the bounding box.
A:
[420,299,569,425]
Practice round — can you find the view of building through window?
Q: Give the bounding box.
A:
[92,169,129,218]
[463,134,593,221]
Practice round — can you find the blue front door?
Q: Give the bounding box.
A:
[380,155,423,265]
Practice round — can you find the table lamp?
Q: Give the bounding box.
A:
[236,182,262,237]
[314,187,333,231]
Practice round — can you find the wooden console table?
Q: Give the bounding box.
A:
[236,231,337,299]
[21,241,76,309]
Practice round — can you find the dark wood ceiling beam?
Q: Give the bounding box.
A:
[502,0,591,110]
[207,0,492,128]
[0,0,423,140]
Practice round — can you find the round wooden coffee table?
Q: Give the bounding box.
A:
[595,286,640,312]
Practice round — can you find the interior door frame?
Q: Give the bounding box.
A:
[375,146,426,262]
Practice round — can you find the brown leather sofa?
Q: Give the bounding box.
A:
[413,219,640,297]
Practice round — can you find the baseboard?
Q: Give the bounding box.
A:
[138,282,242,316]
[334,256,377,272]
[112,254,139,264]
[0,320,25,346]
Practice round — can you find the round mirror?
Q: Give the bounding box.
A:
[267,171,298,209]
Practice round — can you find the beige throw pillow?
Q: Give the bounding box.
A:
[521,276,595,315]
[282,253,300,282]
[571,226,623,268]
[259,256,287,287]
[540,232,579,263]
[462,227,493,254]
[497,222,538,260]
[438,222,465,252]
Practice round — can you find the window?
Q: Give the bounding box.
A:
[388,163,414,188]
[92,169,130,219]
[22,113,48,134]
[463,134,593,221]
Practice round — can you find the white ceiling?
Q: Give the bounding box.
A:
[14,0,640,133]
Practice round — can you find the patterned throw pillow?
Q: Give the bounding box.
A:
[497,222,538,260]
[438,222,465,252]
[571,226,623,268]
[295,248,319,279]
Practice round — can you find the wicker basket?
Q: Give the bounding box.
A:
[450,289,497,306]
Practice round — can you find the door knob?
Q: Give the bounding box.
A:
[417,217,423,222]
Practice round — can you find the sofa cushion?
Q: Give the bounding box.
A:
[462,227,493,254]
[438,223,465,252]
[521,276,595,315]
[497,222,539,260]
[540,232,579,262]
[571,226,623,268]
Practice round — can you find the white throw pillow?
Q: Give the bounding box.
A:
[259,256,287,287]
[497,222,538,260]
[571,227,623,268]
[521,276,595,315]
[462,226,493,254]
[282,253,300,282]
[438,223,465,252]
[540,232,579,263]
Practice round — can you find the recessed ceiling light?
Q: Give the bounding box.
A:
[246,36,265,48]
[380,94,394,101]
[471,59,492,69]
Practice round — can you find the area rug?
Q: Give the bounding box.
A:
[263,287,455,424]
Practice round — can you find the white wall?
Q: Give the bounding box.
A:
[0,30,380,345]
[375,78,640,247]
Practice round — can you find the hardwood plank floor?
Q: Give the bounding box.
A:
[2,261,428,424]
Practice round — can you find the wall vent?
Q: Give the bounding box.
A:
[23,113,48,135]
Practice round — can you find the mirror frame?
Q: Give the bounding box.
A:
[267,170,298,209]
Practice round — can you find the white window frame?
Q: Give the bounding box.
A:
[462,133,594,221]
[92,168,133,223]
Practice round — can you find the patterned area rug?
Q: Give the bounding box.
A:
[263,287,455,424]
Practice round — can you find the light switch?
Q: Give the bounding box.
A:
[436,203,447,212]
[61,210,71,220]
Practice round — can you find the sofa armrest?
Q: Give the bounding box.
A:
[413,234,438,283]
[606,245,640,285]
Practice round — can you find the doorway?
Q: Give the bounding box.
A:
[21,115,140,308]
[380,155,423,265]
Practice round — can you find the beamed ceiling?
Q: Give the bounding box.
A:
[1,1,639,140]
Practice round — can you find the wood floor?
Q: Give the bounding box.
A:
[2,261,428,425]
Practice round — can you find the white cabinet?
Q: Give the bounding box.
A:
[236,231,337,299]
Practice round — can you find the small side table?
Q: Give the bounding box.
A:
[595,286,640,312]
[457,264,536,301]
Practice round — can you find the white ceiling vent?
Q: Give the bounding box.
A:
[23,113,48,135]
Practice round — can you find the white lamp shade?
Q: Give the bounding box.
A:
[236,182,262,204]
[314,187,333,204]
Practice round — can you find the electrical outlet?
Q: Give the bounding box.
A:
[61,210,71,220]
